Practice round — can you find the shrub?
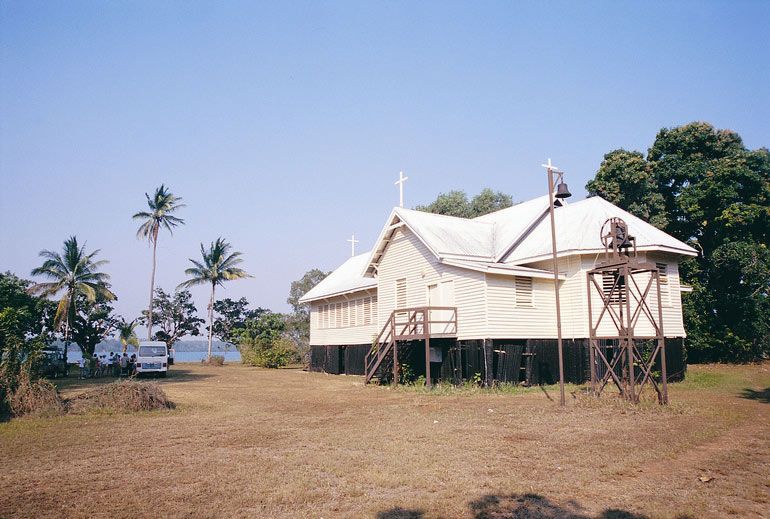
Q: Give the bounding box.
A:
[201,355,225,366]
[241,337,298,368]
[66,380,174,414]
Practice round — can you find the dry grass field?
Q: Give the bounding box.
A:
[1,362,768,518]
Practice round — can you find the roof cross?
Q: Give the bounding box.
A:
[347,234,359,257]
[394,171,408,208]
[541,158,561,173]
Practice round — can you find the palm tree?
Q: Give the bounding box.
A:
[133,184,185,340]
[178,238,251,360]
[118,319,140,353]
[28,236,116,364]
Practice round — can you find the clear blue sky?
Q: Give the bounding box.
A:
[1,1,768,332]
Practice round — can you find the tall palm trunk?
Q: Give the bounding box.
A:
[147,231,158,340]
[207,283,215,359]
[63,316,70,366]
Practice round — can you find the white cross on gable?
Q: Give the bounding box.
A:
[394,171,408,208]
[347,234,359,257]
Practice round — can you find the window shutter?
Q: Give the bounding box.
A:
[335,303,342,328]
[395,278,407,310]
[602,272,626,304]
[515,276,533,307]
[363,297,371,325]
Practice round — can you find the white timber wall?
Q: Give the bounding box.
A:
[376,227,487,341]
[486,255,583,339]
[308,291,379,346]
[526,253,686,339]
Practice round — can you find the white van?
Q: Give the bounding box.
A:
[135,341,169,377]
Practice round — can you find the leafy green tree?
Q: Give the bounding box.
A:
[233,312,286,349]
[235,312,298,368]
[416,190,472,217]
[117,319,140,353]
[586,122,770,362]
[416,188,513,218]
[133,185,185,340]
[178,238,251,360]
[0,272,55,350]
[210,297,267,346]
[286,269,329,360]
[69,294,122,357]
[586,150,667,228]
[28,236,115,364]
[0,273,55,415]
[469,188,514,218]
[140,288,204,350]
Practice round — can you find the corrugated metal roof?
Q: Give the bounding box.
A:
[304,195,697,302]
[502,196,698,264]
[298,252,376,303]
[473,195,551,259]
[394,207,495,259]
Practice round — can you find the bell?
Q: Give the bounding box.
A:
[555,181,572,199]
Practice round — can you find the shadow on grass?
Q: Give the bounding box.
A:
[381,493,697,519]
[376,507,424,518]
[740,387,770,404]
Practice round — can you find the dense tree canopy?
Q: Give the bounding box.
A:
[0,273,56,416]
[140,289,204,349]
[587,122,770,362]
[416,188,513,218]
[585,150,667,228]
[211,297,268,346]
[287,269,330,360]
[69,294,123,357]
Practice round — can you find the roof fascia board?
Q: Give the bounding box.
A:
[508,245,699,266]
[440,258,566,280]
[299,284,378,304]
[363,208,443,276]
[362,208,400,276]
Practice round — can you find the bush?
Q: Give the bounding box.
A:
[67,380,174,414]
[201,355,225,366]
[241,337,298,368]
[7,372,64,418]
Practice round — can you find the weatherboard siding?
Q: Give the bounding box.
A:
[526,254,686,339]
[308,292,378,346]
[485,256,583,339]
[376,227,487,341]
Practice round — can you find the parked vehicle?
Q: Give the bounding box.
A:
[38,348,68,379]
[135,341,169,377]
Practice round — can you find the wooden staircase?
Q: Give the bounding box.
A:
[364,306,457,385]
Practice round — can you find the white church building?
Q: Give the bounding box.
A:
[300,192,696,384]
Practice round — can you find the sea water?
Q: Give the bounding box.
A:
[65,349,241,364]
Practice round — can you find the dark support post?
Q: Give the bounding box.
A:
[586,272,596,395]
[392,313,398,385]
[425,309,431,387]
[483,339,493,387]
[392,340,398,385]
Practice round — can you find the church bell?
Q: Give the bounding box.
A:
[555,181,572,199]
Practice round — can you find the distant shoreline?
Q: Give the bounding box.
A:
[52,339,238,353]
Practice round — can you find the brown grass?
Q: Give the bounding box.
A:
[1,362,768,518]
